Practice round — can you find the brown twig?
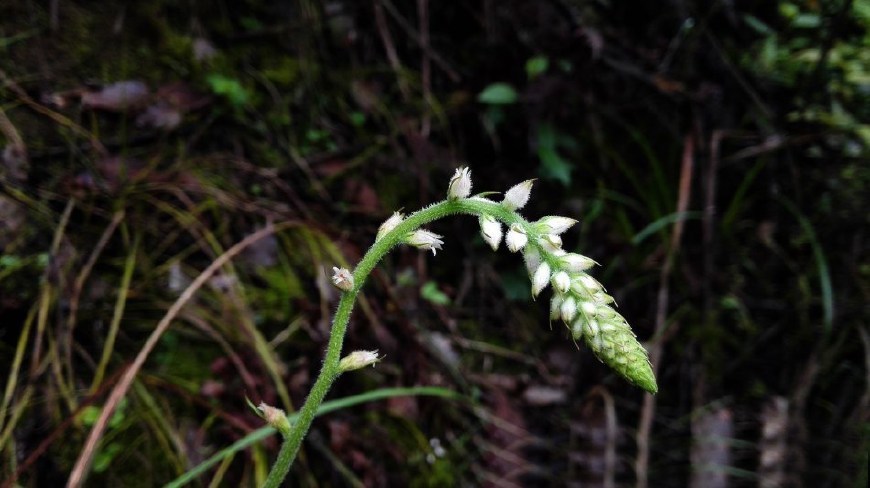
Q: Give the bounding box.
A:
[373,0,411,101]
[635,132,694,488]
[66,222,298,487]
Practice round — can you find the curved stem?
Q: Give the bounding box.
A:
[263,197,535,487]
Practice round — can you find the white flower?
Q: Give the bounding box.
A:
[549,294,563,320]
[580,300,597,315]
[533,216,577,235]
[559,253,597,272]
[560,295,577,322]
[479,215,502,251]
[339,350,381,372]
[331,266,354,292]
[552,271,571,294]
[377,212,404,241]
[447,166,473,200]
[502,179,534,210]
[505,224,528,252]
[539,234,562,252]
[532,262,551,297]
[523,246,541,275]
[406,229,444,255]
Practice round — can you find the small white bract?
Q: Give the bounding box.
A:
[407,229,444,255]
[502,179,534,210]
[447,166,473,200]
[539,234,562,252]
[377,212,404,241]
[331,266,354,292]
[506,224,528,252]
[479,215,503,251]
[560,295,577,322]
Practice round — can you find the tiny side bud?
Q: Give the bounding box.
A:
[339,350,381,372]
[258,403,291,436]
[331,266,354,292]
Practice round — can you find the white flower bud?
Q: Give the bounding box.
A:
[549,294,563,321]
[377,212,404,241]
[339,350,381,372]
[523,246,541,276]
[406,229,444,255]
[331,266,354,292]
[580,300,597,315]
[552,271,571,294]
[532,262,551,297]
[560,295,577,322]
[447,166,473,200]
[559,253,597,272]
[570,318,583,339]
[479,215,502,251]
[533,216,578,235]
[502,179,534,210]
[571,274,602,294]
[539,234,562,252]
[505,224,528,252]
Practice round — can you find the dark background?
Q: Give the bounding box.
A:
[0,1,867,486]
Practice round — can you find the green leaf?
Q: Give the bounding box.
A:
[477,83,518,104]
[525,56,549,79]
[536,124,572,186]
[206,74,250,107]
[421,281,450,305]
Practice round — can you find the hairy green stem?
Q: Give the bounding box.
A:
[263,197,532,487]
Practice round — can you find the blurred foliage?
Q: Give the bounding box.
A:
[0,0,867,486]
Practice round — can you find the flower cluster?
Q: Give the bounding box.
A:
[471,172,657,394]
[364,166,656,393]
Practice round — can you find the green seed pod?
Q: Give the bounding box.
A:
[579,310,657,394]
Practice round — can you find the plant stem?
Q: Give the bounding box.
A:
[262,197,531,487]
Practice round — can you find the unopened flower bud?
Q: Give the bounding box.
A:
[406,229,444,255]
[580,300,597,315]
[331,267,354,292]
[553,271,571,294]
[549,294,563,321]
[560,295,577,322]
[533,216,578,235]
[523,246,541,276]
[572,274,603,294]
[560,253,597,272]
[258,403,291,435]
[502,179,534,210]
[479,215,502,251]
[339,350,381,372]
[505,224,528,252]
[447,166,473,200]
[539,234,562,252]
[532,262,551,297]
[377,212,404,241]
